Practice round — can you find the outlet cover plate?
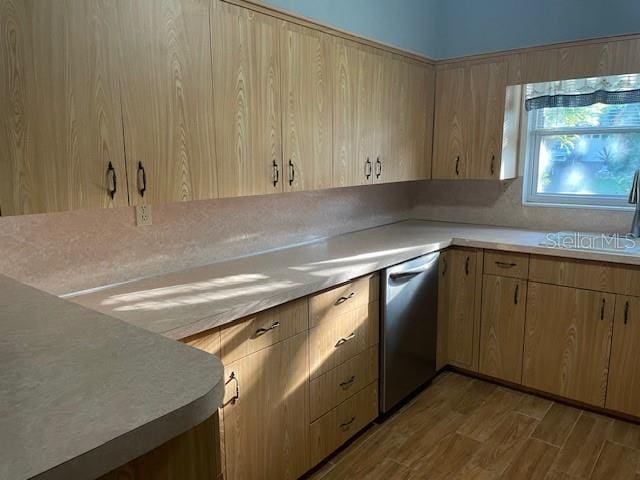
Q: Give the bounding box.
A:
[136,205,152,226]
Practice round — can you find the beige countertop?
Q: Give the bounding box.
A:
[68,220,640,340]
[0,275,224,480]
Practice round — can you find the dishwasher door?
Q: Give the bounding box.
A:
[380,251,439,413]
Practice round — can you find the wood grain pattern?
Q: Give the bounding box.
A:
[438,248,477,369]
[606,295,640,417]
[483,250,530,279]
[309,273,379,329]
[309,300,379,379]
[280,22,333,191]
[0,0,126,215]
[309,381,378,468]
[528,255,640,297]
[222,331,309,480]
[432,66,467,179]
[118,0,218,206]
[468,61,508,180]
[219,298,308,364]
[212,1,282,198]
[100,412,222,479]
[182,326,222,359]
[309,345,378,421]
[523,283,614,407]
[479,275,527,384]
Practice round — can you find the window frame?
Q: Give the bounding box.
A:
[523,106,639,210]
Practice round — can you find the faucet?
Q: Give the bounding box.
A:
[630,170,640,237]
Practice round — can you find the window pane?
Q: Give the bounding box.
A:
[536,133,640,196]
[535,103,640,129]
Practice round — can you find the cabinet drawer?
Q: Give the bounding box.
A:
[309,381,378,467]
[484,250,529,279]
[310,274,379,328]
[309,346,378,421]
[219,298,308,365]
[309,301,379,379]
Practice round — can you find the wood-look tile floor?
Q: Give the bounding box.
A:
[306,372,640,480]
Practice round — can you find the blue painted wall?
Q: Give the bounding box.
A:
[261,0,440,58]
[262,0,640,59]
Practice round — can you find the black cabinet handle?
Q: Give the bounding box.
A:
[272,160,279,187]
[335,332,355,347]
[254,322,280,337]
[455,156,460,176]
[490,153,495,176]
[336,292,355,305]
[340,416,356,429]
[601,299,606,321]
[624,301,630,325]
[137,161,146,197]
[339,375,356,388]
[514,284,520,305]
[288,160,295,186]
[107,161,117,199]
[442,257,447,277]
[465,256,470,275]
[365,158,372,179]
[495,261,517,269]
[226,372,239,405]
[375,157,382,179]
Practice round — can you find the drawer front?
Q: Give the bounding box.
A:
[309,381,378,467]
[529,255,640,296]
[309,301,379,379]
[182,328,222,358]
[220,298,309,364]
[309,274,379,328]
[309,346,378,421]
[484,250,529,279]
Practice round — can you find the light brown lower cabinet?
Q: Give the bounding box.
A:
[606,295,640,416]
[222,331,310,480]
[522,282,614,407]
[479,275,527,384]
[437,248,478,370]
[309,381,378,467]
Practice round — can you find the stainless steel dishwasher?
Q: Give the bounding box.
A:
[380,251,439,413]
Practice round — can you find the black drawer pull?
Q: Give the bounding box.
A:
[254,322,280,337]
[495,261,517,269]
[365,158,372,179]
[340,416,356,429]
[514,284,520,305]
[336,292,355,305]
[339,375,356,388]
[600,299,606,321]
[272,160,279,186]
[107,161,117,199]
[288,160,295,186]
[490,153,495,175]
[226,372,239,405]
[455,156,460,176]
[465,256,470,276]
[137,161,147,197]
[335,333,355,347]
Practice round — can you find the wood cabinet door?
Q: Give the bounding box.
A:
[438,248,477,369]
[407,61,435,181]
[432,66,467,179]
[468,61,508,179]
[281,23,333,192]
[212,2,282,198]
[222,332,309,480]
[333,40,378,187]
[0,0,127,215]
[118,0,218,206]
[606,296,640,416]
[523,283,614,407]
[479,275,527,384]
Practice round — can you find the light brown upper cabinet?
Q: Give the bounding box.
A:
[333,40,384,187]
[0,0,127,215]
[280,22,333,191]
[384,58,435,182]
[118,0,218,206]
[523,282,614,407]
[437,248,477,370]
[433,60,511,180]
[606,295,640,417]
[212,2,282,198]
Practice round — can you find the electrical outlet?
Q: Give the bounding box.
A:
[136,205,152,226]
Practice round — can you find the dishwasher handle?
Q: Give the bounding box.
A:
[389,269,428,281]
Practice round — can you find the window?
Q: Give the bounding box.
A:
[523,74,640,209]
